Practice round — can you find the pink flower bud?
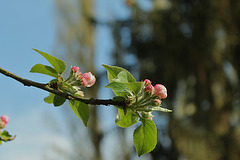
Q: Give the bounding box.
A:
[0,121,6,128]
[76,91,84,97]
[1,115,9,124]
[144,83,154,95]
[154,84,167,99]
[144,79,151,86]
[78,71,82,76]
[71,66,80,73]
[154,99,162,106]
[81,77,88,86]
[81,72,96,87]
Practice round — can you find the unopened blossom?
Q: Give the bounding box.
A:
[1,115,9,124]
[144,79,151,86]
[154,84,167,99]
[76,90,84,97]
[144,83,154,95]
[0,121,6,128]
[71,66,80,73]
[81,72,96,87]
[154,99,162,106]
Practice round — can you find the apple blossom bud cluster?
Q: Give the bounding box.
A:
[144,79,167,99]
[59,66,96,97]
[68,66,96,87]
[0,115,9,129]
[127,79,168,120]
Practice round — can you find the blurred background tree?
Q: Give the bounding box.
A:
[51,0,240,159]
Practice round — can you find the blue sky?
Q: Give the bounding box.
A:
[0,0,66,159]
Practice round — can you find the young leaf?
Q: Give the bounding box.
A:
[125,82,144,95]
[0,131,12,139]
[33,49,67,74]
[0,130,15,142]
[53,95,66,107]
[133,119,157,157]
[30,64,59,78]
[69,100,89,127]
[102,64,136,83]
[106,82,144,98]
[115,109,138,128]
[44,92,55,104]
[113,96,126,102]
[112,96,126,109]
[105,82,131,97]
[112,71,134,83]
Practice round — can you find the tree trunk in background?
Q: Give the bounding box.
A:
[55,0,102,160]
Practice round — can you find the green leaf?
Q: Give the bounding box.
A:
[33,49,66,74]
[30,64,59,78]
[113,96,126,109]
[106,82,144,98]
[53,95,66,107]
[44,92,55,104]
[112,71,135,83]
[113,96,126,102]
[105,82,131,96]
[49,79,58,84]
[0,131,12,139]
[69,100,89,127]
[125,82,144,95]
[102,64,136,83]
[115,109,138,128]
[133,119,157,157]
[0,130,15,142]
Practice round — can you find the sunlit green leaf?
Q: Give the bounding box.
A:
[30,64,59,78]
[112,71,135,83]
[33,49,66,74]
[102,64,136,83]
[69,100,89,127]
[133,119,157,157]
[105,82,131,98]
[106,82,144,98]
[125,82,144,95]
[115,109,138,128]
[0,130,15,142]
[44,92,55,104]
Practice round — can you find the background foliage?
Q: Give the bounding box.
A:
[50,0,240,160]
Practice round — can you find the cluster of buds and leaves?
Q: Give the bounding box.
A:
[60,66,96,97]
[0,115,15,144]
[103,64,171,157]
[29,49,172,157]
[126,79,168,120]
[0,115,9,131]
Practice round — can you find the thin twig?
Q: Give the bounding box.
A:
[0,67,126,107]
